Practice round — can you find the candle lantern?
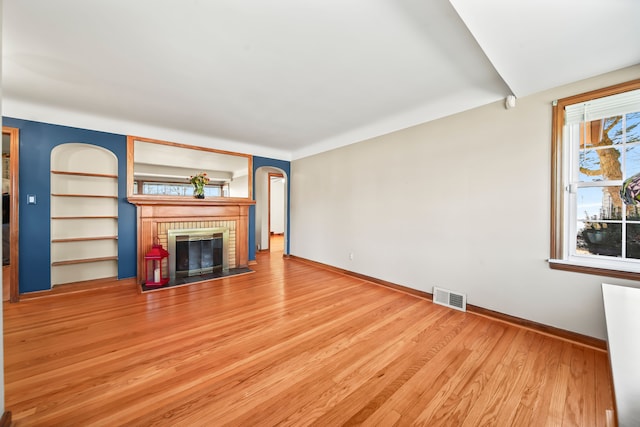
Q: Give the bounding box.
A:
[144,244,169,287]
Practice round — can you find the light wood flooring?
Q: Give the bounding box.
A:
[4,237,614,425]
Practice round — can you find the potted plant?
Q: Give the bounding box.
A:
[189,172,209,199]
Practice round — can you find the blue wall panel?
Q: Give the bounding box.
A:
[3,117,136,293]
[3,117,290,292]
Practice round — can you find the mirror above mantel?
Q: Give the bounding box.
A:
[127,136,252,201]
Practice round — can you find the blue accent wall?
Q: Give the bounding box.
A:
[3,117,290,292]
[3,117,137,293]
[252,156,291,259]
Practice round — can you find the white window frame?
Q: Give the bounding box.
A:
[550,79,640,279]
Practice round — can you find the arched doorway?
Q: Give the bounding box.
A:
[255,166,288,254]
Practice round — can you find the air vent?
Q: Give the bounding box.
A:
[433,287,467,312]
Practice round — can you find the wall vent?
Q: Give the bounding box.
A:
[433,287,467,312]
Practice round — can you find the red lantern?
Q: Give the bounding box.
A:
[144,244,169,287]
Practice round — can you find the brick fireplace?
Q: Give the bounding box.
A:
[129,196,254,287]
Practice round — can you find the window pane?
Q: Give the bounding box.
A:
[577,221,622,257]
[626,203,640,220]
[603,115,624,145]
[579,146,623,182]
[577,186,623,221]
[579,149,602,181]
[625,144,640,177]
[204,186,221,197]
[576,185,623,257]
[628,112,640,144]
[627,223,640,259]
[143,183,191,196]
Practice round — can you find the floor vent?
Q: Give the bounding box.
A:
[433,287,467,312]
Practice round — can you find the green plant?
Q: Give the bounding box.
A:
[188,172,210,197]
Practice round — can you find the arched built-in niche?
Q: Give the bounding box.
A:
[50,143,119,286]
[255,166,288,253]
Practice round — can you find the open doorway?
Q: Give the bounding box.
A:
[2,127,20,302]
[268,173,285,252]
[255,166,288,255]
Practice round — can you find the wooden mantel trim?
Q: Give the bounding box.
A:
[128,195,255,207]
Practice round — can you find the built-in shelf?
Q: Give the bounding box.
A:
[52,256,119,266]
[51,170,118,179]
[50,143,119,286]
[52,236,118,243]
[52,193,119,199]
[52,216,119,220]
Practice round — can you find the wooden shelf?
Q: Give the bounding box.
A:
[52,236,118,243]
[51,170,118,179]
[52,256,118,266]
[52,193,118,199]
[52,216,118,220]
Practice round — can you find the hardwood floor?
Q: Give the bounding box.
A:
[4,242,614,426]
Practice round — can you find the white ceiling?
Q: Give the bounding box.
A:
[3,0,639,160]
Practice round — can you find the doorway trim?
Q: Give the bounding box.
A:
[3,127,20,302]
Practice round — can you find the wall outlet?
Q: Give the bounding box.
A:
[349,252,354,261]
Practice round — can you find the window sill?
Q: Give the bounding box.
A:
[549,258,640,281]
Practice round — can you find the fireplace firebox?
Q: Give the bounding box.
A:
[167,227,229,282]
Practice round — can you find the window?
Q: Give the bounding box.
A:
[551,79,640,279]
[132,181,229,197]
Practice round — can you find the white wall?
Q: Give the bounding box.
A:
[290,65,640,340]
[255,168,269,250]
[229,174,248,197]
[270,177,285,234]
